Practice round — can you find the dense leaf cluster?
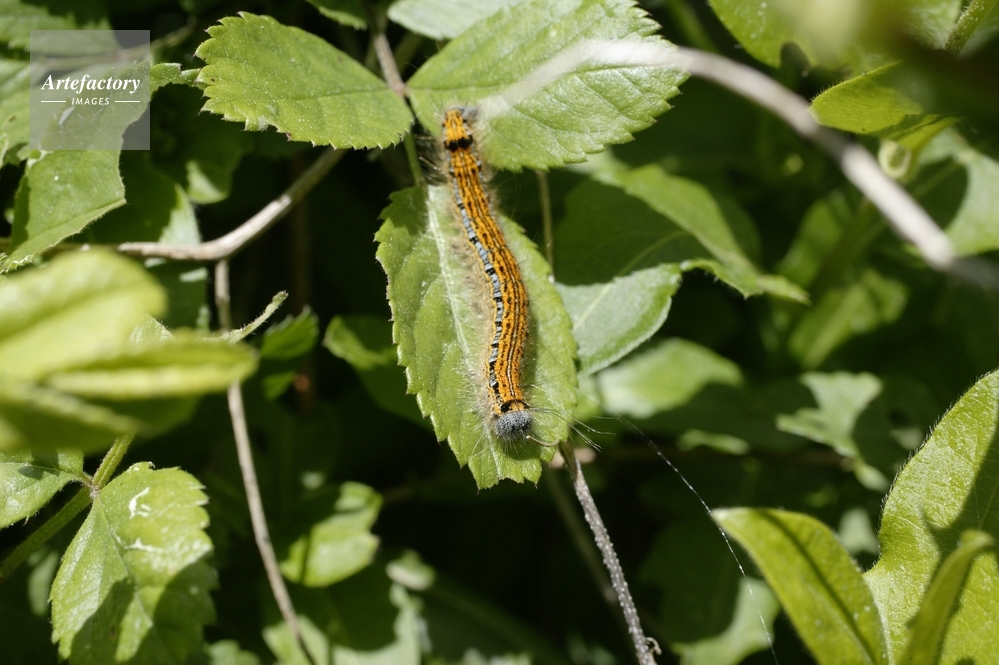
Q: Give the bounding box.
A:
[1,0,998,664]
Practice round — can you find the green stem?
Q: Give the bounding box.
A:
[92,433,135,489]
[536,170,555,269]
[0,487,90,586]
[404,132,426,187]
[945,0,999,54]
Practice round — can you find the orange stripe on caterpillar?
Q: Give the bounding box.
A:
[442,108,531,441]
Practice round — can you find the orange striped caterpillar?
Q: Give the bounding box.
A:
[441,107,533,442]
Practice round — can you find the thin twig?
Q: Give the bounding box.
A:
[214,261,316,665]
[676,47,999,289]
[118,148,343,261]
[569,457,659,665]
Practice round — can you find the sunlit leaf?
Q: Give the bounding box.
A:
[388,0,526,39]
[0,449,83,527]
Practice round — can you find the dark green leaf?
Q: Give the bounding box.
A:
[50,463,216,664]
[195,13,412,149]
[0,0,111,50]
[376,186,577,488]
[714,508,888,665]
[307,0,367,29]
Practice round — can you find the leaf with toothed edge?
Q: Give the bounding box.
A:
[376,186,577,489]
[406,0,689,171]
[194,13,412,149]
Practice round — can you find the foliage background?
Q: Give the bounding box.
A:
[1,0,998,664]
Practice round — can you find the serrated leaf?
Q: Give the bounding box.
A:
[714,508,888,665]
[788,268,907,368]
[4,151,125,268]
[0,251,165,383]
[44,335,257,399]
[387,0,527,39]
[556,264,681,376]
[376,186,577,488]
[278,482,381,587]
[0,0,111,50]
[262,564,421,665]
[323,314,426,427]
[864,369,999,663]
[0,448,84,527]
[406,0,688,171]
[50,463,216,665]
[150,62,200,93]
[261,308,319,360]
[899,530,994,665]
[195,13,412,149]
[596,338,743,419]
[152,85,253,204]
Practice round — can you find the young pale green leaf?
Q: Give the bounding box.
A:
[152,86,253,204]
[812,63,926,134]
[150,63,201,93]
[261,308,319,360]
[192,640,261,665]
[278,482,381,587]
[789,268,907,369]
[0,449,84,527]
[864,369,999,663]
[262,565,421,665]
[713,508,888,665]
[0,0,110,49]
[195,13,412,149]
[0,55,29,163]
[776,372,889,490]
[556,264,681,376]
[597,338,743,419]
[918,128,999,256]
[376,186,577,488]
[306,0,366,29]
[50,463,216,665]
[407,0,688,171]
[899,530,994,665]
[639,518,779,665]
[43,335,257,399]
[0,250,165,383]
[324,314,427,427]
[4,151,125,268]
[85,151,200,244]
[388,0,526,39]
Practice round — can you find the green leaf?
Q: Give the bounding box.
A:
[864,369,999,663]
[407,0,688,171]
[195,13,412,149]
[788,268,907,369]
[0,54,29,163]
[261,308,319,360]
[899,530,994,665]
[387,0,526,39]
[812,63,929,135]
[44,334,258,399]
[191,640,261,665]
[50,463,216,664]
[0,0,111,50]
[917,128,999,256]
[262,564,421,665]
[0,448,84,527]
[278,482,381,587]
[0,251,164,383]
[150,62,200,93]
[777,191,854,289]
[556,264,681,376]
[639,518,779,665]
[307,0,367,29]
[376,186,577,488]
[4,151,125,269]
[323,314,426,427]
[776,372,889,490]
[596,338,743,419]
[713,508,888,665]
[152,85,253,204]
[85,151,200,244]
